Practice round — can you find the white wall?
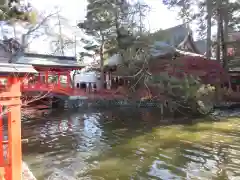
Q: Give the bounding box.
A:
[107,54,122,66]
[74,71,101,89]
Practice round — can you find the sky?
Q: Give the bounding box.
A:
[26,0,182,56]
[143,0,182,31]
[30,0,181,30]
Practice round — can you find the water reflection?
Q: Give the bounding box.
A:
[22,108,240,180]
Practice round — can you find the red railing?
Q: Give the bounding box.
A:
[21,82,74,96]
[20,78,127,98]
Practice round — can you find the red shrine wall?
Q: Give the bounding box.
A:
[129,55,230,99]
[149,56,229,84]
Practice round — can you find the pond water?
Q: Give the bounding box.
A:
[22,108,240,180]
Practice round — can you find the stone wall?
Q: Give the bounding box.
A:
[64,98,164,109]
[54,98,190,117]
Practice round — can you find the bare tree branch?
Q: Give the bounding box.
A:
[25,12,58,36]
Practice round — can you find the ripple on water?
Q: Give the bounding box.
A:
[22,109,240,180]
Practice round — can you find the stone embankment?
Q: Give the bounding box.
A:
[22,161,37,180]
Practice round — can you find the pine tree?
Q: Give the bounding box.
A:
[163,0,240,68]
[162,0,240,34]
[0,0,36,22]
[78,0,141,89]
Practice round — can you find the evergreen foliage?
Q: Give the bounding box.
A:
[0,0,37,23]
[162,0,240,36]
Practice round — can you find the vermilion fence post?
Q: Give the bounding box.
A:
[0,63,37,180]
[7,76,22,180]
[0,105,3,179]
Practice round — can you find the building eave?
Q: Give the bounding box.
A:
[177,32,201,54]
[15,54,86,69]
[0,63,37,74]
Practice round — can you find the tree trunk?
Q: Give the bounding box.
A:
[21,34,26,51]
[215,0,222,102]
[13,23,17,39]
[220,14,226,68]
[222,2,229,70]
[57,11,64,56]
[216,0,221,64]
[206,0,212,59]
[99,36,105,90]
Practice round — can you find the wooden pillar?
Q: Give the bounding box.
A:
[57,72,61,87]
[106,72,111,90]
[104,72,106,89]
[19,77,24,90]
[38,72,41,84]
[109,72,112,89]
[66,71,71,89]
[6,76,22,180]
[27,75,31,88]
[45,71,48,85]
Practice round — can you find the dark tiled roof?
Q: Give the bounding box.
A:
[177,32,201,54]
[194,40,207,55]
[24,53,77,61]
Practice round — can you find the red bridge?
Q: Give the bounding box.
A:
[13,53,122,99]
[19,75,125,100]
[0,53,126,101]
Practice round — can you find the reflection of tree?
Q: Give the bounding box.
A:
[213,144,230,180]
[211,139,240,180]
[98,108,147,146]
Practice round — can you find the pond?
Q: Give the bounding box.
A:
[22,108,240,180]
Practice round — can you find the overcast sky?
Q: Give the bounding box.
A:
[30,0,181,30]
[26,0,182,57]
